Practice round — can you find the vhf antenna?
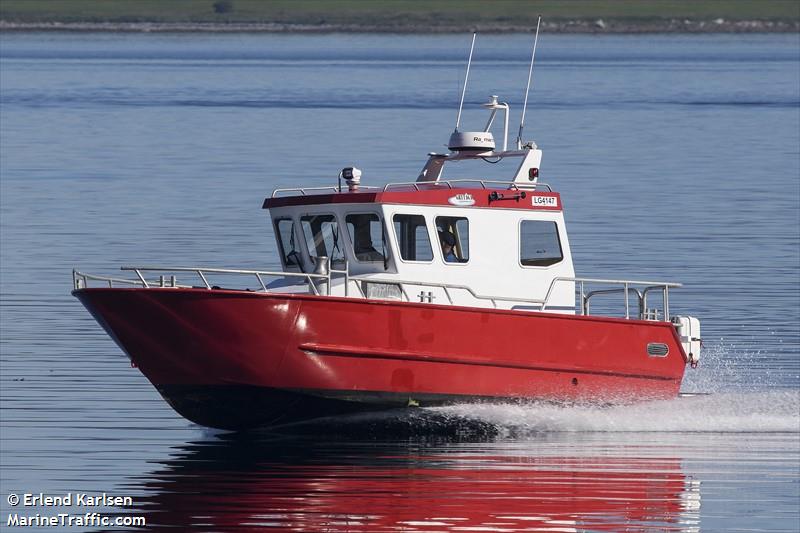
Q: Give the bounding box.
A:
[454,32,477,132]
[516,15,542,149]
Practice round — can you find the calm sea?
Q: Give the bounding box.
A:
[1,32,798,532]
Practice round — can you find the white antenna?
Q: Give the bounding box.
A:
[516,15,542,149]
[454,32,477,133]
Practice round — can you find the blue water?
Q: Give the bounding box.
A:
[1,32,799,532]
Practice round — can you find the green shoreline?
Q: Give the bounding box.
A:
[1,0,798,34]
[1,20,798,34]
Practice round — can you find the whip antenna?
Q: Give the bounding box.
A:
[454,32,477,132]
[517,15,542,148]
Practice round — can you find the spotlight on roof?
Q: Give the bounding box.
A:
[341,167,362,192]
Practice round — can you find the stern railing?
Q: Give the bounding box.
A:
[549,277,682,320]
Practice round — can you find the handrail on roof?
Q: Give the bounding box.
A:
[271,185,381,198]
[272,186,337,197]
[270,179,552,198]
[382,179,552,192]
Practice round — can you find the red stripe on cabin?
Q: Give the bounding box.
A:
[263,188,562,211]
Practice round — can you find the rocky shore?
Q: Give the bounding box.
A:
[1,18,797,33]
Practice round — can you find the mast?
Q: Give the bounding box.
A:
[516,15,542,149]
[454,32,477,132]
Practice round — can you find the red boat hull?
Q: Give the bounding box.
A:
[74,288,688,429]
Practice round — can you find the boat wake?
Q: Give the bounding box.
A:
[258,390,798,440]
[430,390,799,435]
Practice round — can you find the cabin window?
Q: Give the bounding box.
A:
[435,216,469,263]
[345,213,386,263]
[393,214,433,262]
[275,218,303,270]
[300,214,346,269]
[520,220,563,266]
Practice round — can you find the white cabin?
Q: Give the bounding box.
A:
[263,143,577,314]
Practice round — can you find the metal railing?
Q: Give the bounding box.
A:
[552,277,681,320]
[74,267,679,322]
[382,179,552,193]
[353,277,543,308]
[73,265,350,297]
[356,275,679,321]
[72,271,162,289]
[271,185,381,198]
[270,179,552,198]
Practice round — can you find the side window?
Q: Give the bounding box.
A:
[300,214,345,268]
[520,220,563,266]
[393,214,433,262]
[346,213,386,263]
[435,216,469,263]
[275,218,302,270]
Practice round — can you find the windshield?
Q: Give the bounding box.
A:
[300,214,346,269]
[346,213,386,264]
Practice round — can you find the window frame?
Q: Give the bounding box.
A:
[435,215,470,265]
[273,217,305,271]
[518,219,564,268]
[298,212,346,269]
[392,213,434,264]
[344,211,389,265]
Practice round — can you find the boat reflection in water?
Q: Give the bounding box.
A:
[127,416,701,532]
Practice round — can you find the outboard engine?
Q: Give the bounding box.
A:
[672,316,702,366]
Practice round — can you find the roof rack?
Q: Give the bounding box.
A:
[271,185,380,198]
[382,179,552,192]
[269,179,552,198]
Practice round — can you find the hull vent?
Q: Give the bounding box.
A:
[647,343,669,357]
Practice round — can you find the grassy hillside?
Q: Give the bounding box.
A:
[2,0,798,26]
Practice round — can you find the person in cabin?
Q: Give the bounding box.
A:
[351,215,383,262]
[439,231,458,262]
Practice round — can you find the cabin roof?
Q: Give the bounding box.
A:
[262,187,562,212]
